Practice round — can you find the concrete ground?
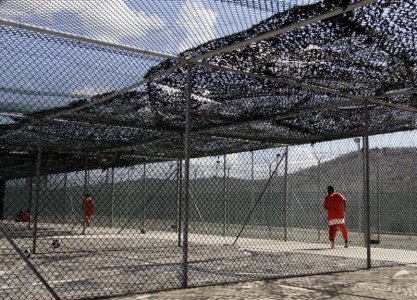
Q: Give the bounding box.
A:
[116,264,417,300]
[3,222,417,299]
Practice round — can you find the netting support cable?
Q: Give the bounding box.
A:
[182,63,192,288]
[196,63,417,115]
[32,144,41,254]
[0,228,61,300]
[196,99,360,141]
[364,101,371,269]
[233,153,286,246]
[177,158,183,247]
[47,62,186,119]
[0,87,89,99]
[0,19,181,62]
[189,0,377,62]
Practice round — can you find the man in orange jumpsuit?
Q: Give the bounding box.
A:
[15,210,31,222]
[324,186,349,248]
[84,194,95,227]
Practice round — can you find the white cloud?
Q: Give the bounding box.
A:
[288,145,318,172]
[176,0,217,52]
[0,0,166,44]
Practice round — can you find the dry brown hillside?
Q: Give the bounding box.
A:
[291,147,417,193]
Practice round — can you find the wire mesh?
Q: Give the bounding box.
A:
[2,133,417,298]
[1,0,417,299]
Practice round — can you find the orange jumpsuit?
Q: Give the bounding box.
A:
[84,197,94,226]
[21,211,31,222]
[324,192,349,241]
[15,211,31,222]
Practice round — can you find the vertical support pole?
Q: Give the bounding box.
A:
[70,175,73,225]
[82,159,87,235]
[0,178,5,221]
[377,152,380,241]
[359,137,367,248]
[177,158,183,247]
[316,157,321,241]
[111,167,115,228]
[32,145,41,254]
[142,164,146,233]
[250,151,254,225]
[27,177,33,229]
[354,137,362,237]
[364,101,371,269]
[283,146,289,242]
[409,190,412,239]
[223,154,227,237]
[182,63,192,288]
[63,173,67,224]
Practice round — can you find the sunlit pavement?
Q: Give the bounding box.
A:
[116,264,417,300]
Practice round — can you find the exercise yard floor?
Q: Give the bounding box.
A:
[116,264,417,300]
[2,221,417,299]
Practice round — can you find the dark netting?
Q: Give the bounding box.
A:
[1,0,416,177]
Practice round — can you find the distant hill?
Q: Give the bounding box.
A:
[291,147,417,194]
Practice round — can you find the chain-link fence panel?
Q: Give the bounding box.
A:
[182,144,370,288]
[3,134,417,298]
[368,131,417,266]
[1,1,417,298]
[1,160,184,299]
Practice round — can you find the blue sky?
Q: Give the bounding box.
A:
[0,0,316,115]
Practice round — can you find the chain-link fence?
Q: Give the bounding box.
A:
[2,133,417,299]
[1,0,417,299]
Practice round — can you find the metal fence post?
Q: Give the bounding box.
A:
[110,167,115,228]
[182,63,192,288]
[223,154,227,237]
[82,159,87,235]
[63,173,67,224]
[142,163,146,233]
[28,177,33,229]
[177,158,183,247]
[0,179,4,221]
[316,156,321,241]
[284,145,289,241]
[32,145,41,254]
[312,148,322,241]
[251,151,254,226]
[364,101,371,269]
[377,151,380,241]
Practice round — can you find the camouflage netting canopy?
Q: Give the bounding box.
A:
[0,0,416,179]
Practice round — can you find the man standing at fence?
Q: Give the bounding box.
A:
[84,194,95,227]
[324,186,349,248]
